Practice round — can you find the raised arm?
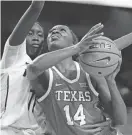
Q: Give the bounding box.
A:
[1,1,45,69]
[9,1,45,46]
[91,59,127,127]
[105,59,127,126]
[114,32,132,50]
[27,23,104,80]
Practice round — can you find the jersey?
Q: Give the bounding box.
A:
[0,72,9,118]
[38,61,118,135]
[0,38,46,134]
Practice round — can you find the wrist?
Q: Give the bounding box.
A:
[31,1,45,9]
[73,43,81,53]
[106,78,116,85]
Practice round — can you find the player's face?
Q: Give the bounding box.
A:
[47,25,73,51]
[26,23,44,58]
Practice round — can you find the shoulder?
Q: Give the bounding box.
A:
[5,37,26,50]
[3,36,27,57]
[1,37,27,69]
[83,71,97,90]
[77,61,97,87]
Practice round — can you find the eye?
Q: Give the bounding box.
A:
[49,29,54,34]
[38,33,43,37]
[28,31,33,36]
[60,28,66,32]
[49,30,52,34]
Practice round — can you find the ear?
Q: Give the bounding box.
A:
[70,30,79,45]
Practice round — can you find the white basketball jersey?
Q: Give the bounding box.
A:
[0,38,44,130]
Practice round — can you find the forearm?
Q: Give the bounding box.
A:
[106,79,127,126]
[27,45,80,80]
[114,32,132,50]
[10,1,45,46]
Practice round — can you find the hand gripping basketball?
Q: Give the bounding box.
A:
[79,36,122,76]
[105,57,122,80]
[76,23,104,54]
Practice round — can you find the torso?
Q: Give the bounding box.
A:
[1,55,39,129]
[1,39,45,132]
[38,61,117,135]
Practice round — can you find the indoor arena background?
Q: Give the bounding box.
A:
[1,1,132,135]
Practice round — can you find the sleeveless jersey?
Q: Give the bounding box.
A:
[38,62,117,135]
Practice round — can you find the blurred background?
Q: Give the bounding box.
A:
[1,1,132,134]
[1,0,132,94]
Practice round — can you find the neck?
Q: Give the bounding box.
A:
[55,57,75,72]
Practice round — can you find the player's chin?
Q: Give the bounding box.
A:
[49,42,63,51]
[30,49,39,56]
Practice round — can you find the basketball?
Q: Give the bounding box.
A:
[79,36,122,76]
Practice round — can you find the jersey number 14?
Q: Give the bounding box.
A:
[64,104,86,126]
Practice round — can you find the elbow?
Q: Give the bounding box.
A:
[117,109,128,126]
[120,116,127,125]
[113,117,127,127]
[117,119,127,126]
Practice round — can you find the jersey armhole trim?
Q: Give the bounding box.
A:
[52,61,80,83]
[86,73,99,97]
[5,37,26,49]
[38,68,53,102]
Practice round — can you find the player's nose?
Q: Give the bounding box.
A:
[32,34,39,41]
[32,38,39,42]
[52,29,60,34]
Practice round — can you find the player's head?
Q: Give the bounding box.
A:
[26,22,44,59]
[47,25,78,51]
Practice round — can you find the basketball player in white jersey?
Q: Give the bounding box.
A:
[0,1,54,135]
[25,23,130,135]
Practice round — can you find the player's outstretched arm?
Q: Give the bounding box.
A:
[91,58,127,127]
[27,23,104,80]
[114,32,132,50]
[1,1,45,69]
[105,59,127,126]
[9,0,45,46]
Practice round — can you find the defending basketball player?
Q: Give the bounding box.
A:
[0,1,53,135]
[26,24,127,135]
